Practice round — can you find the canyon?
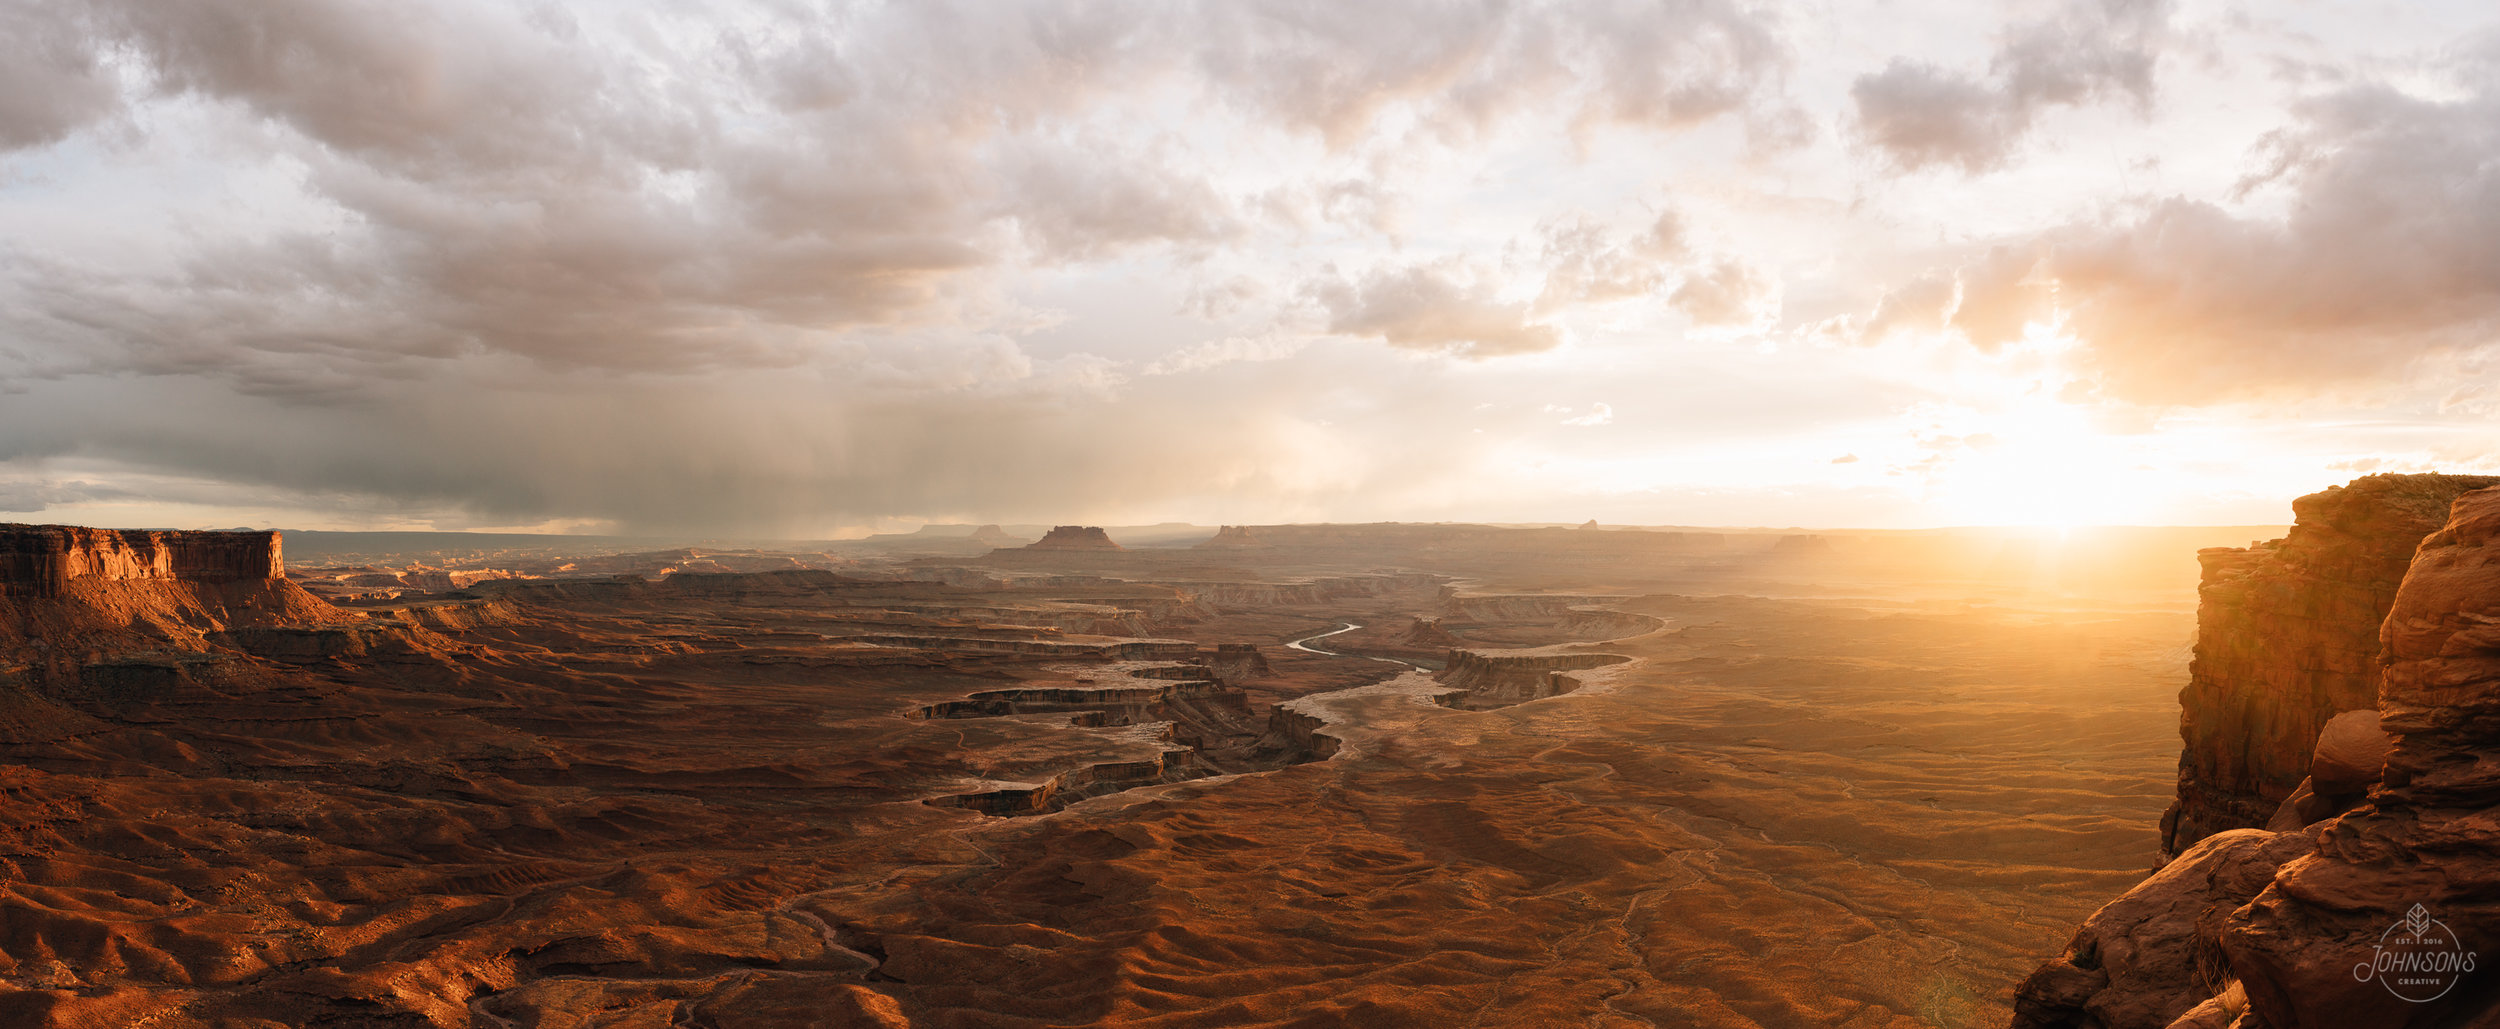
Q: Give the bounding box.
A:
[0,514,2323,1026]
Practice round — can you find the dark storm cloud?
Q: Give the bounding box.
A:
[0,2,120,150]
[0,0,1814,531]
[1945,47,2500,401]
[1852,0,2169,173]
[0,0,1802,392]
[0,478,134,516]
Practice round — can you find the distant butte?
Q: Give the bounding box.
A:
[968,524,1017,547]
[1023,525,1124,551]
[1196,525,1270,549]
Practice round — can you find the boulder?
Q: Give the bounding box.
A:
[2309,709,2393,797]
[2010,829,2313,1029]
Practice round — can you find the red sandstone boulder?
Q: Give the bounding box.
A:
[2309,709,2393,798]
[2010,829,2312,1029]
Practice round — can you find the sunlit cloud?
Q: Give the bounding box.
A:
[0,0,2491,533]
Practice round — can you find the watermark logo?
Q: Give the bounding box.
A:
[2354,903,2477,1003]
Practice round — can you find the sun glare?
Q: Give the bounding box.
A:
[1927,402,2161,528]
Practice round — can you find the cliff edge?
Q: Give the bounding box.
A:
[2162,473,2499,857]
[2015,478,2500,1029]
[0,525,282,596]
[0,524,348,703]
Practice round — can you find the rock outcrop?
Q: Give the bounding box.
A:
[2015,479,2500,1029]
[1024,526,1124,551]
[0,525,281,597]
[2011,829,2312,1029]
[2162,473,2499,857]
[1433,649,1628,709]
[969,524,1018,547]
[2218,484,2500,1028]
[1196,525,1270,548]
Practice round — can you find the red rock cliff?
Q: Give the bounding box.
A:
[2161,474,2499,857]
[2219,483,2500,1028]
[2014,479,2500,1029]
[0,524,282,597]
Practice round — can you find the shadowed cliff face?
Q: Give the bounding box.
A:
[2161,474,2500,857]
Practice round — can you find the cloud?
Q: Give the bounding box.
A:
[1143,334,1309,375]
[1946,52,2500,400]
[1859,273,1955,342]
[1670,259,1773,327]
[1559,402,1614,426]
[0,0,1808,396]
[0,3,121,150]
[1946,246,2047,350]
[1851,0,2170,172]
[0,477,133,515]
[1311,261,1561,357]
[1533,211,1685,311]
[1188,0,1795,146]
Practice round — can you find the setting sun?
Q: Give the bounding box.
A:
[3,2,2497,1026]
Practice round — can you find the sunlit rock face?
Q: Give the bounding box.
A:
[2222,484,2500,1029]
[2162,474,2500,857]
[0,525,281,596]
[2018,481,2500,1029]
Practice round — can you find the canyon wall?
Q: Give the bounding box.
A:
[2160,474,2498,857]
[2015,478,2500,1029]
[0,525,281,597]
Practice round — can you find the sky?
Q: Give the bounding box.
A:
[1,0,2495,536]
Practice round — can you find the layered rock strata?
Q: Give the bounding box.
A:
[2015,480,2500,1029]
[0,525,280,596]
[2162,474,2499,857]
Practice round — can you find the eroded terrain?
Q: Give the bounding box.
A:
[0,525,2227,1027]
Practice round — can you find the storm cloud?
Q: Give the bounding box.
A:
[0,0,2492,532]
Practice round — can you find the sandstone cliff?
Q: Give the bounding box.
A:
[2162,473,2499,857]
[0,525,351,742]
[0,525,281,596]
[2015,479,2500,1029]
